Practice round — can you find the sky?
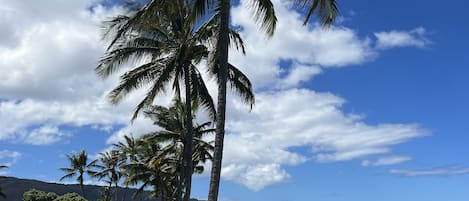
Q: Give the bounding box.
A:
[0,0,468,200]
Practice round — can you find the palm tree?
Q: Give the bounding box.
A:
[117,101,215,201]
[204,0,338,200]
[121,139,179,201]
[99,1,337,200]
[97,2,254,201]
[114,135,139,163]
[94,150,124,201]
[97,3,215,200]
[0,165,7,198]
[113,135,139,201]
[143,101,215,169]
[59,150,96,198]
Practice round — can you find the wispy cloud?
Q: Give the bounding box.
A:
[374,27,430,49]
[362,156,412,167]
[390,167,469,176]
[0,150,22,167]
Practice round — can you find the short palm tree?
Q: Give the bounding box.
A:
[114,135,139,163]
[143,101,215,174]
[59,150,96,198]
[117,100,215,201]
[94,150,125,201]
[0,165,7,198]
[113,135,139,201]
[123,137,180,201]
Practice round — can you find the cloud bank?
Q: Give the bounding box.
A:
[0,0,430,190]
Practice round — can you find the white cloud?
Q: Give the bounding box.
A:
[374,27,430,49]
[0,150,22,167]
[0,2,124,101]
[219,89,427,189]
[229,0,376,89]
[390,167,469,176]
[0,0,160,145]
[0,0,431,191]
[362,155,411,167]
[277,63,322,89]
[25,125,69,145]
[222,163,290,191]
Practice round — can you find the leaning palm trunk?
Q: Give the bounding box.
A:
[207,0,231,201]
[183,63,194,201]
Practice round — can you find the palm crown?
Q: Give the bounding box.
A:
[59,150,96,197]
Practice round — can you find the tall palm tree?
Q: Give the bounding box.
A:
[59,150,96,198]
[203,0,275,200]
[0,165,7,198]
[203,0,338,200]
[107,2,336,201]
[97,3,215,200]
[97,2,254,200]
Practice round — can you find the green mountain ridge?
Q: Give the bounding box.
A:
[0,176,154,201]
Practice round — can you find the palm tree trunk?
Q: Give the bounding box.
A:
[114,181,119,201]
[183,63,194,201]
[121,185,128,201]
[208,0,231,201]
[80,176,86,199]
[108,181,113,201]
[175,173,182,201]
[80,185,86,199]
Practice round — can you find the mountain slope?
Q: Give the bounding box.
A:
[0,176,153,201]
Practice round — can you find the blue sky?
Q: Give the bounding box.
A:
[0,0,468,201]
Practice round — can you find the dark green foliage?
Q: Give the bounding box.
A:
[22,189,58,201]
[114,100,215,201]
[52,193,87,201]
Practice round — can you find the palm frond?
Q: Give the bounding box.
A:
[107,62,162,104]
[227,63,255,109]
[191,0,216,19]
[229,28,246,54]
[247,0,277,36]
[130,59,178,121]
[190,65,217,120]
[96,45,163,79]
[297,0,339,26]
[59,172,77,181]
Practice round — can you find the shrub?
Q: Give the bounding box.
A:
[52,193,88,201]
[23,189,58,201]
